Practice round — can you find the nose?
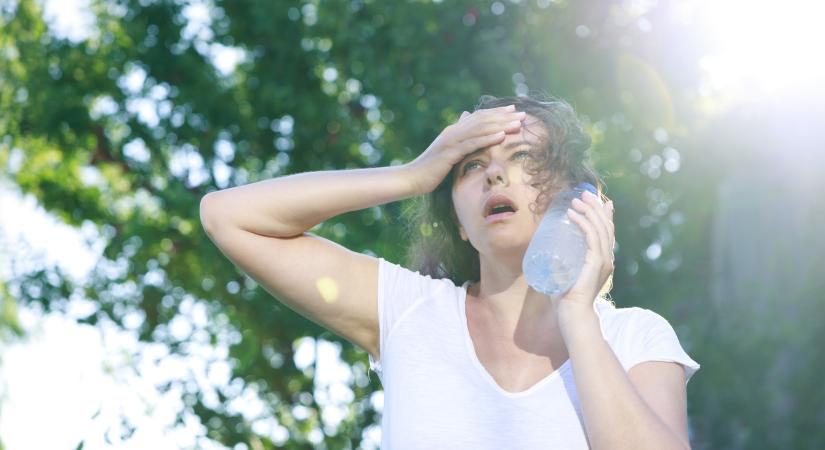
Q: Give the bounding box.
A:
[485,160,508,186]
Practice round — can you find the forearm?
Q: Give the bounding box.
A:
[561,310,689,450]
[200,164,417,238]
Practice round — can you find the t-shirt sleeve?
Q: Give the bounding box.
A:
[624,309,701,385]
[368,257,447,376]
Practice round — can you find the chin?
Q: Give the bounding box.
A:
[481,238,530,254]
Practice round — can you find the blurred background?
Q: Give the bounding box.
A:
[1,0,824,448]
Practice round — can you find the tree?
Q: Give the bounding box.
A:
[3,0,823,448]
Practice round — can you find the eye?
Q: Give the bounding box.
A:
[461,159,481,174]
[461,151,529,174]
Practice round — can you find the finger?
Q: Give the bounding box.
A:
[477,117,525,134]
[484,104,517,113]
[474,109,525,123]
[582,192,614,254]
[467,105,516,120]
[457,112,526,138]
[566,207,602,261]
[453,121,518,146]
[456,124,518,147]
[571,196,610,261]
[459,111,471,121]
[463,110,525,127]
[570,197,608,258]
[607,200,615,255]
[457,130,507,152]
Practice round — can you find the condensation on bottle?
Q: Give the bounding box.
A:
[522,182,598,296]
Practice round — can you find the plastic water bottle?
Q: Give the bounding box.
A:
[522,182,598,296]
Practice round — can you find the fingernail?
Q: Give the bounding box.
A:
[608,201,614,210]
[506,104,516,111]
[509,120,521,127]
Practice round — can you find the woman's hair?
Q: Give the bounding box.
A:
[401,92,614,302]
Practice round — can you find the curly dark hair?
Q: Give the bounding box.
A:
[401,92,612,299]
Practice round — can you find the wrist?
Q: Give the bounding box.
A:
[558,308,601,344]
[554,297,596,318]
[556,302,598,332]
[398,163,424,196]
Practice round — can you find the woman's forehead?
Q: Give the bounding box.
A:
[449,115,548,179]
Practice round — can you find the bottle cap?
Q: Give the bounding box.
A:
[575,182,597,195]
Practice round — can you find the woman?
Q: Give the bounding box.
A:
[200,93,700,449]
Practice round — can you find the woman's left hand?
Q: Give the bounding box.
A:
[549,191,616,318]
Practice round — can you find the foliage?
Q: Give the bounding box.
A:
[1,0,823,448]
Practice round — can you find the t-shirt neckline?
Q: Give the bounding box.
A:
[459,280,573,398]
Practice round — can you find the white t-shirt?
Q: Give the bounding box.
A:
[368,257,700,449]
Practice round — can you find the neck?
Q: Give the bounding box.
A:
[468,257,559,334]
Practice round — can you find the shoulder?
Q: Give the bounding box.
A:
[594,299,674,336]
[378,257,460,297]
[594,298,647,322]
[596,300,701,382]
[595,298,666,318]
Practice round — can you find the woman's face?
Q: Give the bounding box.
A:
[450,114,550,257]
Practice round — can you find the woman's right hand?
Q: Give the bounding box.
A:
[403,104,527,194]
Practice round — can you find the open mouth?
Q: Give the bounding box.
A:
[483,193,519,222]
[485,204,516,222]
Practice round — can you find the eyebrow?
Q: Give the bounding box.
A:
[459,141,533,164]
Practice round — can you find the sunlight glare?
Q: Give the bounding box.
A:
[698,0,825,97]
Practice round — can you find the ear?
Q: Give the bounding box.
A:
[459,225,468,241]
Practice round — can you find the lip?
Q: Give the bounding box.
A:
[483,193,518,218]
[485,211,516,223]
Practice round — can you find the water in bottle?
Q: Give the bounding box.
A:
[522,182,598,296]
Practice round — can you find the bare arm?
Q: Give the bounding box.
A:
[200,165,418,237]
[201,103,525,237]
[198,106,522,358]
[198,164,420,359]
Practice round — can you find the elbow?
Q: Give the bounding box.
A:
[199,190,290,238]
[199,192,224,237]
